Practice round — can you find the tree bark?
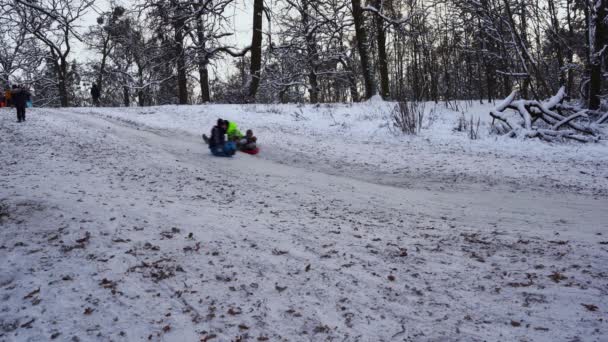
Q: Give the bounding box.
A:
[351,0,376,99]
[547,0,565,87]
[58,58,69,107]
[519,0,530,98]
[199,62,210,103]
[173,3,188,105]
[248,0,264,99]
[588,0,606,109]
[96,34,111,106]
[566,0,574,95]
[302,1,319,103]
[137,65,145,107]
[412,40,420,100]
[123,85,130,107]
[374,0,390,100]
[196,1,211,103]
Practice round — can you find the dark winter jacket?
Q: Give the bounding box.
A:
[91,84,100,99]
[11,88,30,108]
[209,125,226,148]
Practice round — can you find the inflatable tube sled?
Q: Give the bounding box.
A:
[240,147,260,155]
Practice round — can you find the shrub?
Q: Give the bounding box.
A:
[469,116,481,140]
[454,111,468,132]
[391,101,425,135]
[424,105,439,129]
[291,108,308,121]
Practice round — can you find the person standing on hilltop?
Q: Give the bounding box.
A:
[91,83,100,106]
[11,85,31,123]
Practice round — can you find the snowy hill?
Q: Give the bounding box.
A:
[0,103,607,341]
[77,101,608,195]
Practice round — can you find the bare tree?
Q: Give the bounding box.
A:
[1,0,602,108]
[0,6,42,85]
[85,6,131,106]
[185,0,250,103]
[14,0,94,107]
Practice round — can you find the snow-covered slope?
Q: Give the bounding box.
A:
[72,101,608,196]
[0,104,606,342]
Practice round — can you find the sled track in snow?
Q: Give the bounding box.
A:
[57,108,608,198]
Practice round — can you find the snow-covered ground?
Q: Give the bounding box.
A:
[1,102,607,341]
[75,100,608,196]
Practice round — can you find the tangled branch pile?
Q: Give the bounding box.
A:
[490,87,607,143]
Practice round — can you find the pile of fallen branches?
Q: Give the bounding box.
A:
[490,87,606,143]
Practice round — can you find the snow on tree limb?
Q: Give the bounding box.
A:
[490,88,602,143]
[361,5,419,27]
[552,111,588,131]
[543,86,566,108]
[495,90,518,112]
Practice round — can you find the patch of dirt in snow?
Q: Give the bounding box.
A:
[0,109,606,342]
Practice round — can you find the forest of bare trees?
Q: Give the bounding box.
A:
[0,0,606,109]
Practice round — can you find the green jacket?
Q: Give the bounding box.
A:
[226,121,243,140]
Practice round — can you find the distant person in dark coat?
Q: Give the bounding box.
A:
[91,83,100,106]
[11,85,31,123]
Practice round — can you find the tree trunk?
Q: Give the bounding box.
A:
[302,1,319,103]
[374,0,390,100]
[308,71,319,103]
[519,0,530,99]
[58,58,69,107]
[348,71,360,102]
[279,87,288,104]
[123,85,130,107]
[476,19,485,103]
[566,0,574,95]
[588,0,606,109]
[137,66,145,107]
[138,89,144,107]
[337,27,359,102]
[196,4,211,103]
[339,59,360,102]
[351,0,376,99]
[393,33,403,98]
[199,63,210,103]
[58,79,68,107]
[173,5,188,105]
[547,0,565,87]
[248,0,264,99]
[96,34,111,106]
[412,42,420,100]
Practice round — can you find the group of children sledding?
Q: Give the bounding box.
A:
[202,119,259,157]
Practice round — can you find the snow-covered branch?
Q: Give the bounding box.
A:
[490,87,602,143]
